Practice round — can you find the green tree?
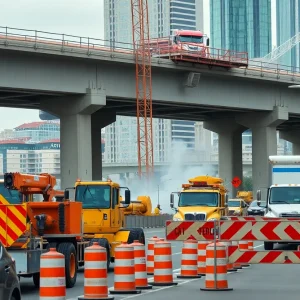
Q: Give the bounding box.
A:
[243,176,253,191]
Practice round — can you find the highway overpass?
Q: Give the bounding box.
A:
[0,28,299,195]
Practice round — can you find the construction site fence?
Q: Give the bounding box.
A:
[124,214,172,228]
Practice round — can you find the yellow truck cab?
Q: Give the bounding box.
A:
[170,176,229,221]
[236,191,253,205]
[227,198,248,216]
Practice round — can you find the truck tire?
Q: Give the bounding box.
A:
[89,238,111,270]
[32,273,40,288]
[57,242,77,288]
[264,242,274,250]
[120,228,145,245]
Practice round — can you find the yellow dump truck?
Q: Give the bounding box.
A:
[227,198,248,216]
[170,175,229,221]
[236,191,253,204]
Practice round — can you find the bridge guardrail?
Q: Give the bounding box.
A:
[125,214,173,228]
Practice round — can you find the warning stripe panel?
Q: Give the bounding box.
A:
[0,204,27,247]
[228,245,300,264]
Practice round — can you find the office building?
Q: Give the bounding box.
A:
[276,0,300,69]
[210,0,272,58]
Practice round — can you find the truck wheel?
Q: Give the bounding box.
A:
[120,228,145,245]
[57,242,77,288]
[264,242,274,250]
[89,238,111,270]
[32,272,40,288]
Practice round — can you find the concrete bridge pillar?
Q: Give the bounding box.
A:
[236,106,289,197]
[279,129,300,155]
[41,88,107,189]
[204,118,247,197]
[91,109,116,181]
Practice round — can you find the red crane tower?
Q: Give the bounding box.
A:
[130,0,154,179]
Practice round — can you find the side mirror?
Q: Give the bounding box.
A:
[225,194,229,203]
[256,190,261,206]
[170,193,174,208]
[64,190,69,200]
[124,189,131,205]
[224,203,228,208]
[206,38,210,46]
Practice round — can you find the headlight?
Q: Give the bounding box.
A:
[173,217,181,221]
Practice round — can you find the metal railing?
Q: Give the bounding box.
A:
[0,26,300,81]
[124,214,173,228]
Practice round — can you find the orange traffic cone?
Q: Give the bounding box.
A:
[149,240,178,286]
[177,239,201,279]
[130,240,152,290]
[223,241,237,273]
[110,243,141,295]
[197,241,210,276]
[40,248,66,300]
[146,236,160,275]
[78,242,114,300]
[200,242,233,291]
[239,241,250,267]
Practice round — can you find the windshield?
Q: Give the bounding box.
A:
[178,192,218,207]
[0,183,21,204]
[178,35,203,44]
[75,185,111,209]
[269,187,300,204]
[228,201,241,207]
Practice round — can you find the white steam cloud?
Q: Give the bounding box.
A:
[109,141,217,214]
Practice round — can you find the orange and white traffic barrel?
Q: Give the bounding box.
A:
[40,248,66,300]
[239,241,250,267]
[146,236,160,275]
[110,242,141,295]
[78,242,114,300]
[248,241,254,250]
[197,241,210,276]
[149,240,178,287]
[130,240,152,290]
[232,241,242,270]
[200,242,233,291]
[222,241,237,273]
[177,239,201,279]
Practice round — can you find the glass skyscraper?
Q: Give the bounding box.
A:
[210,0,272,58]
[276,0,300,69]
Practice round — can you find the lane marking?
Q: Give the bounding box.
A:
[118,278,199,300]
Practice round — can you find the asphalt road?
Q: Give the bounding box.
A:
[22,229,300,300]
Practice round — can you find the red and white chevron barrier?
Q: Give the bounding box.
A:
[226,216,300,221]
[228,245,300,264]
[166,220,300,242]
[220,220,300,241]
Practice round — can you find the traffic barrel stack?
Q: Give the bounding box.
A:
[146,236,160,275]
[222,241,237,273]
[130,240,152,290]
[78,242,113,300]
[197,241,210,276]
[177,239,201,279]
[110,243,141,295]
[200,242,233,291]
[40,248,66,300]
[149,240,178,286]
[238,241,250,267]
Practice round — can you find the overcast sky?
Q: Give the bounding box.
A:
[0,0,104,130]
[0,0,276,131]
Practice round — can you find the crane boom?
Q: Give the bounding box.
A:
[131,0,154,179]
[4,172,64,201]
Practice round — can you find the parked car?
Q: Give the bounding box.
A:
[228,199,248,216]
[0,241,21,300]
[247,200,266,216]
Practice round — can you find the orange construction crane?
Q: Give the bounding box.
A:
[4,172,64,202]
[131,0,154,179]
